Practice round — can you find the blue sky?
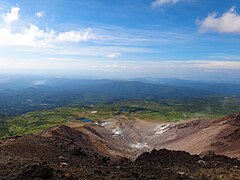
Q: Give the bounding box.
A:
[0,0,239,81]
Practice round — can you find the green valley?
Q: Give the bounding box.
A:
[1,96,239,139]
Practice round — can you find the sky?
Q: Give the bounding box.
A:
[0,0,239,81]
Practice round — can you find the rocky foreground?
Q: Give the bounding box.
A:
[0,114,240,179]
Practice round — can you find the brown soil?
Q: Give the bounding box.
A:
[0,114,240,179]
[70,114,240,160]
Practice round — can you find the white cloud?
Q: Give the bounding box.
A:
[2,6,20,24]
[0,6,96,48]
[101,64,127,69]
[35,11,45,18]
[152,0,179,7]
[208,54,240,61]
[106,52,121,58]
[192,60,240,69]
[57,28,93,43]
[1,58,239,80]
[0,24,55,47]
[198,7,240,33]
[0,6,194,57]
[0,25,95,47]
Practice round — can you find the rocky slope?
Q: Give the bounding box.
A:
[69,113,240,159]
[0,114,240,179]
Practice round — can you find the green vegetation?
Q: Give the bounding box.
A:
[1,106,113,138]
[0,96,239,139]
[111,96,240,122]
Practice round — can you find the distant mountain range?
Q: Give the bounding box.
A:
[131,78,240,96]
[0,77,239,115]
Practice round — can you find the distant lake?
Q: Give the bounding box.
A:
[77,118,93,123]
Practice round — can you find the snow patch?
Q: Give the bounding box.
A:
[112,127,123,135]
[94,121,110,127]
[130,143,149,149]
[101,122,110,126]
[155,124,170,135]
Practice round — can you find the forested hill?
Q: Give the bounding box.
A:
[0,78,239,115]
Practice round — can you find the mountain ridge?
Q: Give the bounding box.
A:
[1,114,240,179]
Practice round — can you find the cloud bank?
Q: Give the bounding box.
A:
[1,58,239,81]
[0,25,94,47]
[198,7,240,33]
[0,7,96,47]
[2,6,20,24]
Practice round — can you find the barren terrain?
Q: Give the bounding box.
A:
[0,114,239,179]
[68,114,240,159]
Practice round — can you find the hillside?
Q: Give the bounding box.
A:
[1,97,240,139]
[0,114,240,179]
[0,79,220,115]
